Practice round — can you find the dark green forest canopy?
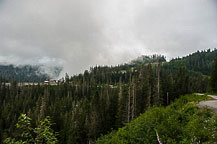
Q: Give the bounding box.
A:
[0,49,216,144]
[0,64,208,143]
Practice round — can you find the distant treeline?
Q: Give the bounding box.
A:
[170,48,217,75]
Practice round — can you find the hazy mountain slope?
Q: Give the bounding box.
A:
[0,64,62,82]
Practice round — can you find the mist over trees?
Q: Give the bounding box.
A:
[0,65,62,82]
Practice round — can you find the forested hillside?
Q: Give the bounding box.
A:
[0,65,62,82]
[169,48,217,75]
[0,50,216,144]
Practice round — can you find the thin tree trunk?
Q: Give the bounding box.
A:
[157,64,161,104]
[127,85,131,123]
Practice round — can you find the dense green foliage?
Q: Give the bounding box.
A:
[0,49,216,143]
[170,48,217,75]
[0,65,62,82]
[210,59,217,93]
[3,114,58,144]
[97,94,217,144]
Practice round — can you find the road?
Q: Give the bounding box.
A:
[197,94,217,113]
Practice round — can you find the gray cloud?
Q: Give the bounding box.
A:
[0,0,216,76]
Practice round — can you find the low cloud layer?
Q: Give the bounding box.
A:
[0,0,216,76]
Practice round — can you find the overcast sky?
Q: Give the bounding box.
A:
[0,0,217,76]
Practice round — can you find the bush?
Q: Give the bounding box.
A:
[97,94,217,144]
